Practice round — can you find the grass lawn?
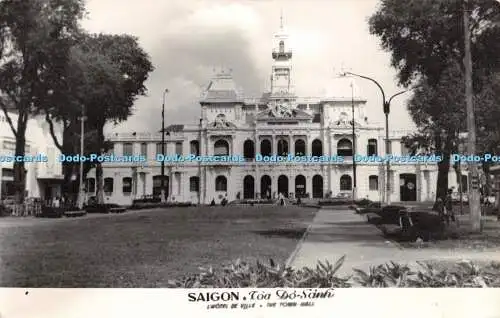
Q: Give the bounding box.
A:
[0,205,316,287]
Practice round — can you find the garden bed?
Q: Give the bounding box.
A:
[168,256,500,288]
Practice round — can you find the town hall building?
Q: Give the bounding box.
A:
[86,18,465,206]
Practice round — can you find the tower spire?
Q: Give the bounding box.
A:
[280,8,283,28]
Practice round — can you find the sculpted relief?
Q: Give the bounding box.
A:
[269,100,293,118]
[210,114,236,129]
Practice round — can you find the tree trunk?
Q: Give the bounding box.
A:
[453,163,462,193]
[14,120,27,204]
[436,152,450,201]
[61,124,79,204]
[95,162,104,204]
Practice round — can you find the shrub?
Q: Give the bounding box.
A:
[129,202,192,210]
[318,199,352,206]
[354,260,500,287]
[167,257,500,288]
[167,256,351,288]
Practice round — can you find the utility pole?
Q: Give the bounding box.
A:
[77,105,86,210]
[161,89,169,203]
[351,81,357,200]
[463,0,481,232]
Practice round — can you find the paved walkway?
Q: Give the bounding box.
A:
[289,207,500,276]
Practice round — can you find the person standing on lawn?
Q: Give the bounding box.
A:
[435,197,445,220]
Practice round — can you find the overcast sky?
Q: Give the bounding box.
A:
[82,0,417,133]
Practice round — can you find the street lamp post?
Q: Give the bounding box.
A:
[161,89,169,203]
[350,81,357,200]
[77,105,86,210]
[343,71,412,205]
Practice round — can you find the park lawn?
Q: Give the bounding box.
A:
[0,205,316,287]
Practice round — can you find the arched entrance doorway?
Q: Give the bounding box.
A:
[243,175,255,199]
[312,175,323,198]
[400,173,417,201]
[153,175,169,198]
[278,175,289,197]
[260,175,271,199]
[295,175,306,198]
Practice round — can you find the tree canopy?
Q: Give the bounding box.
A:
[0,0,85,202]
[369,0,500,88]
[43,32,154,204]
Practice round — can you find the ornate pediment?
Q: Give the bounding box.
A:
[209,114,237,129]
[256,99,312,122]
[332,118,362,128]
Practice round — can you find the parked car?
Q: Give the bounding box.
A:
[375,205,407,224]
[356,201,381,214]
[335,192,352,200]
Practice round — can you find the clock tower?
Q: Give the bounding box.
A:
[270,12,293,98]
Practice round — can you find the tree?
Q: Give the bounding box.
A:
[369,0,500,88]
[43,33,153,205]
[43,38,121,204]
[369,0,500,200]
[0,0,84,203]
[402,63,467,200]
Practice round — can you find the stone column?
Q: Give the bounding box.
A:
[272,135,277,156]
[289,134,293,156]
[305,135,309,156]
[145,172,153,196]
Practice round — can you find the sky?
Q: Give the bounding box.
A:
[81,0,417,134]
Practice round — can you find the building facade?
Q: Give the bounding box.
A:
[87,20,466,206]
[0,113,63,201]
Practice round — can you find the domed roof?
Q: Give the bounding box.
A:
[321,74,363,101]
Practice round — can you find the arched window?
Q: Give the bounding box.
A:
[295,139,306,156]
[175,142,183,155]
[367,139,377,156]
[156,142,166,156]
[140,143,148,156]
[243,175,255,199]
[337,139,353,156]
[190,176,200,192]
[215,176,227,192]
[279,40,284,52]
[260,139,272,156]
[122,177,132,194]
[214,139,229,156]
[369,175,378,191]
[340,175,352,191]
[243,140,255,160]
[277,139,288,156]
[312,175,324,198]
[104,178,114,193]
[311,139,322,156]
[153,175,169,197]
[190,140,200,156]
